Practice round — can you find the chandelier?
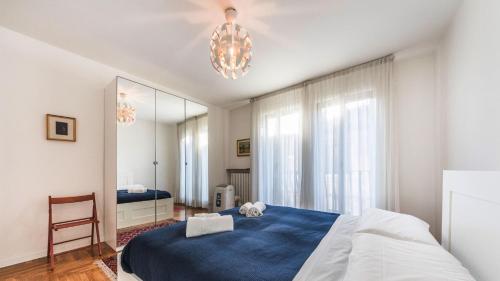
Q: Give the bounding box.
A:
[117,92,136,126]
[210,7,252,80]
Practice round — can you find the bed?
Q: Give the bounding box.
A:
[117,189,174,229]
[117,189,171,204]
[121,205,343,281]
[119,170,495,281]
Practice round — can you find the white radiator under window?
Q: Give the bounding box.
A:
[227,169,251,205]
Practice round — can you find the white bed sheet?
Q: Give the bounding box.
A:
[343,233,476,281]
[293,215,359,281]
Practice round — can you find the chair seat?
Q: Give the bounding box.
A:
[52,217,99,230]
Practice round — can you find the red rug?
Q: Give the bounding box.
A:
[95,256,117,280]
[102,255,117,274]
[117,219,179,247]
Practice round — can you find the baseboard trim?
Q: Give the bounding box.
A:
[0,250,46,269]
[0,239,112,269]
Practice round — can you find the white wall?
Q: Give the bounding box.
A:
[0,26,113,267]
[394,50,441,237]
[227,104,252,169]
[0,26,228,267]
[117,120,178,193]
[439,0,500,170]
[207,106,230,209]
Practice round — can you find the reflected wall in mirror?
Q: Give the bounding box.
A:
[155,90,185,221]
[179,100,209,219]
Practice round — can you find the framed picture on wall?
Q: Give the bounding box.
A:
[46,114,76,142]
[237,138,250,157]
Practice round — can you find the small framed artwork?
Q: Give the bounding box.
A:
[46,114,76,142]
[237,138,250,157]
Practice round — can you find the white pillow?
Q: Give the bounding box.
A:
[343,233,475,281]
[356,208,438,246]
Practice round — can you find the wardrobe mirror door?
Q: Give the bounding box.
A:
[116,77,156,241]
[183,100,209,219]
[155,90,185,222]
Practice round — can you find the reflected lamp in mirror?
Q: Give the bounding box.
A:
[117,92,136,126]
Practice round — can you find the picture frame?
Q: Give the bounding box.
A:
[237,138,250,157]
[46,114,77,142]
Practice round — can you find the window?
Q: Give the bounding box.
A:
[252,58,395,215]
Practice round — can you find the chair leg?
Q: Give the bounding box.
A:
[91,222,95,248]
[48,229,55,270]
[47,225,51,260]
[95,221,102,256]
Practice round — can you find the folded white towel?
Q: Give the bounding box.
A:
[186,215,234,238]
[239,202,253,215]
[246,201,266,218]
[194,213,221,218]
[127,184,147,193]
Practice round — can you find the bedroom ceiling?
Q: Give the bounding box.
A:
[0,0,460,106]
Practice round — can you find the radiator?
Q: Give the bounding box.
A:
[227,169,251,205]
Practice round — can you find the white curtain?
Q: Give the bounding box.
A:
[178,115,209,208]
[251,87,304,206]
[252,57,398,215]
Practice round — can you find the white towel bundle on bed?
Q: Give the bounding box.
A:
[126,184,147,193]
[239,202,254,215]
[186,215,234,238]
[194,213,221,218]
[246,201,266,217]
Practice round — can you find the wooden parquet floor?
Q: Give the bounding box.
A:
[0,243,115,281]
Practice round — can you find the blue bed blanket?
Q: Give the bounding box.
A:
[117,189,171,204]
[121,205,340,281]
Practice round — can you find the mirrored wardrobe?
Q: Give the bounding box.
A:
[104,77,209,250]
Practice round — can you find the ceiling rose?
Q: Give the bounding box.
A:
[210,7,253,80]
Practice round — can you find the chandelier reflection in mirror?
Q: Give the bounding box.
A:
[117,92,136,126]
[210,7,252,80]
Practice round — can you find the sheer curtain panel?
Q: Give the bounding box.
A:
[251,56,398,215]
[251,87,304,206]
[178,115,209,208]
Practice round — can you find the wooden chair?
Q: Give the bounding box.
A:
[47,192,102,269]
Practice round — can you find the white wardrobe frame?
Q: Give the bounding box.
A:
[104,79,118,250]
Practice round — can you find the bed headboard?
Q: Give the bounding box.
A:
[442,170,500,281]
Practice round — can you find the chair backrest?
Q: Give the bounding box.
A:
[49,193,95,205]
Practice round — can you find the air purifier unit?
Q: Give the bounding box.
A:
[213,185,235,212]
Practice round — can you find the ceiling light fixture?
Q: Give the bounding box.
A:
[210,7,253,80]
[117,92,136,126]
